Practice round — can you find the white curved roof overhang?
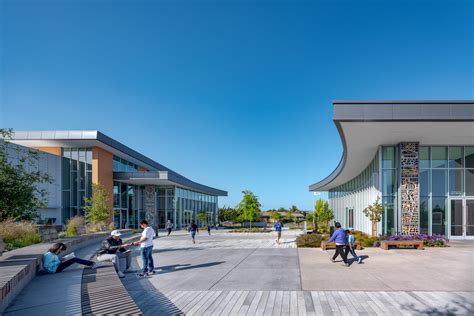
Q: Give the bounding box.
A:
[309,101,474,192]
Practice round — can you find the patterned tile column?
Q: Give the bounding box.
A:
[145,185,157,231]
[399,142,419,235]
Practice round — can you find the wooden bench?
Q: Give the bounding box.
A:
[380,240,424,250]
[82,234,143,315]
[321,241,361,251]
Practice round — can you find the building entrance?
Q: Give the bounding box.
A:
[449,198,474,240]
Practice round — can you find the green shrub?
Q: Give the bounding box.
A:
[85,223,106,233]
[352,230,379,247]
[296,234,326,248]
[65,216,85,237]
[229,228,267,233]
[0,219,41,250]
[57,231,67,239]
[108,222,116,231]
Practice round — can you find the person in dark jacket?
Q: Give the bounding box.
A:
[327,222,349,266]
[96,230,133,278]
[188,221,198,244]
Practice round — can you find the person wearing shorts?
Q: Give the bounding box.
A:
[274,220,283,244]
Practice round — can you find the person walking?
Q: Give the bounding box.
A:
[43,243,102,273]
[134,220,156,277]
[189,221,198,244]
[327,222,349,266]
[207,225,212,236]
[344,230,362,264]
[166,220,173,236]
[274,220,283,244]
[96,230,134,278]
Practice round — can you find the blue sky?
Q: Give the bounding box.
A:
[1,0,473,210]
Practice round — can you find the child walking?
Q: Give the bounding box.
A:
[345,230,362,264]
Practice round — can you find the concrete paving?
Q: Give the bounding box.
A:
[119,230,473,315]
[299,246,474,291]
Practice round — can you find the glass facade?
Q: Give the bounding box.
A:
[176,187,218,227]
[382,146,398,235]
[62,148,93,221]
[328,145,474,238]
[112,184,218,229]
[420,146,474,235]
[113,155,138,172]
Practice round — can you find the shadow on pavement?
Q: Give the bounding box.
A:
[155,261,225,274]
[401,294,473,316]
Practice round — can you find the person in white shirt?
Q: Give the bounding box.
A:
[133,220,156,277]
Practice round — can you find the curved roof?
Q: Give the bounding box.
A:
[309,101,474,192]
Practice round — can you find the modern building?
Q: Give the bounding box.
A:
[8,130,227,230]
[309,101,474,240]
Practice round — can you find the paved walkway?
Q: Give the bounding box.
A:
[119,230,474,315]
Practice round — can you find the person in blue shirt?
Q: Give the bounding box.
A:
[274,220,283,244]
[345,230,362,264]
[327,222,348,266]
[43,242,101,274]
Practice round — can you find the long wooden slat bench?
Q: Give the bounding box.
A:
[380,240,424,250]
[321,241,361,250]
[82,234,143,316]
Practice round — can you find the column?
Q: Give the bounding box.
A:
[399,142,420,235]
[144,185,157,231]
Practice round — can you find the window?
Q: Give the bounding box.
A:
[449,146,464,168]
[347,208,354,228]
[431,146,448,168]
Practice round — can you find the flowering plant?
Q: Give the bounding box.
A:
[385,233,447,247]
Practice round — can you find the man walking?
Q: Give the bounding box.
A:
[327,222,349,266]
[134,220,156,277]
[274,219,283,244]
[96,230,133,278]
[166,220,173,236]
[189,221,198,244]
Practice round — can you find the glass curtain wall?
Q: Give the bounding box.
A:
[381,146,398,235]
[113,182,146,229]
[175,187,218,228]
[419,146,474,236]
[62,148,92,223]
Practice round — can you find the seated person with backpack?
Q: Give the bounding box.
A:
[96,230,134,278]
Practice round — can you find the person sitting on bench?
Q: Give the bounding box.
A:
[96,230,134,278]
[43,242,102,273]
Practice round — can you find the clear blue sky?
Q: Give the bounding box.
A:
[1,0,473,210]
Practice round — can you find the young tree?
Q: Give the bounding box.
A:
[197,211,208,226]
[0,128,52,221]
[237,190,261,228]
[363,196,384,236]
[269,210,282,222]
[83,183,112,225]
[314,198,334,233]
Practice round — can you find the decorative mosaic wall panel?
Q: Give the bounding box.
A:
[145,185,156,229]
[400,142,419,235]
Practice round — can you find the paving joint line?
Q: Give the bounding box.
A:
[208,247,259,291]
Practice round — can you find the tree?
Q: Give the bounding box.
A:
[289,205,299,213]
[218,206,242,223]
[0,128,52,221]
[363,196,383,237]
[197,211,208,226]
[269,210,282,222]
[237,190,261,228]
[314,198,334,233]
[83,183,112,225]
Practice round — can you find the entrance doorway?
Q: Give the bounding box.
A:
[183,210,193,228]
[449,198,474,240]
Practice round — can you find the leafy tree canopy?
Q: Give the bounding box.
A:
[237,190,261,226]
[0,128,52,221]
[83,183,112,224]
